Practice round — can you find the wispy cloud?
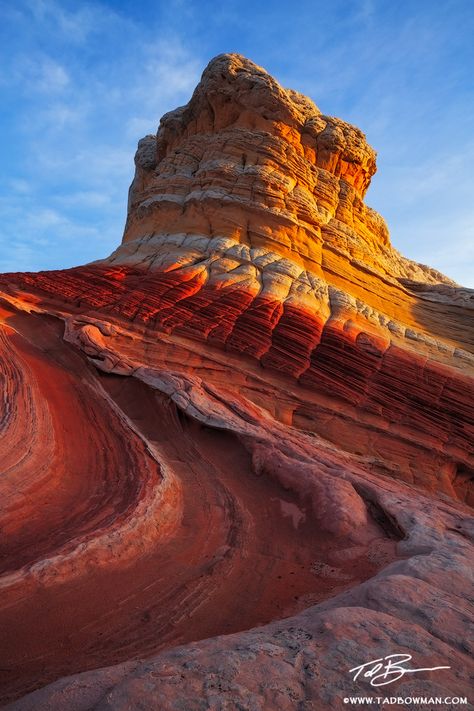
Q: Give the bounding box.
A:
[0,0,205,272]
[9,178,32,194]
[16,55,70,93]
[24,0,117,44]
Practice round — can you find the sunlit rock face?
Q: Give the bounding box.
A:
[0,54,473,709]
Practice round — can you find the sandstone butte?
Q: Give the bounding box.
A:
[0,54,473,711]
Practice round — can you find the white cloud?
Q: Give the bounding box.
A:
[24,0,116,44]
[14,55,70,93]
[36,57,69,92]
[53,191,110,209]
[9,178,32,194]
[40,102,84,128]
[126,116,158,140]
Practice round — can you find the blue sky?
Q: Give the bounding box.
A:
[0,0,473,286]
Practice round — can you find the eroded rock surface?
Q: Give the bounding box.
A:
[0,54,472,710]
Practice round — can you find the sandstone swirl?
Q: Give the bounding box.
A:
[0,54,472,710]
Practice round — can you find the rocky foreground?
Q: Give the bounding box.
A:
[0,54,472,710]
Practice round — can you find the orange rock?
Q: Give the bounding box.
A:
[0,54,472,708]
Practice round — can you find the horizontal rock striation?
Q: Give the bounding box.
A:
[4,250,473,504]
[0,54,473,709]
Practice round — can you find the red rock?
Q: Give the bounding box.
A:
[0,54,472,709]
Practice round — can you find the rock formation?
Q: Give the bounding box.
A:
[0,54,472,710]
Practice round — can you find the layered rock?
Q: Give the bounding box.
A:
[0,54,473,709]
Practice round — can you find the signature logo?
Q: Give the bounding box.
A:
[349,654,451,688]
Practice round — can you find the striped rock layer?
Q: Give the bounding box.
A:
[0,54,473,709]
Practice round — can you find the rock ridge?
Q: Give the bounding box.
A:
[0,53,472,709]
